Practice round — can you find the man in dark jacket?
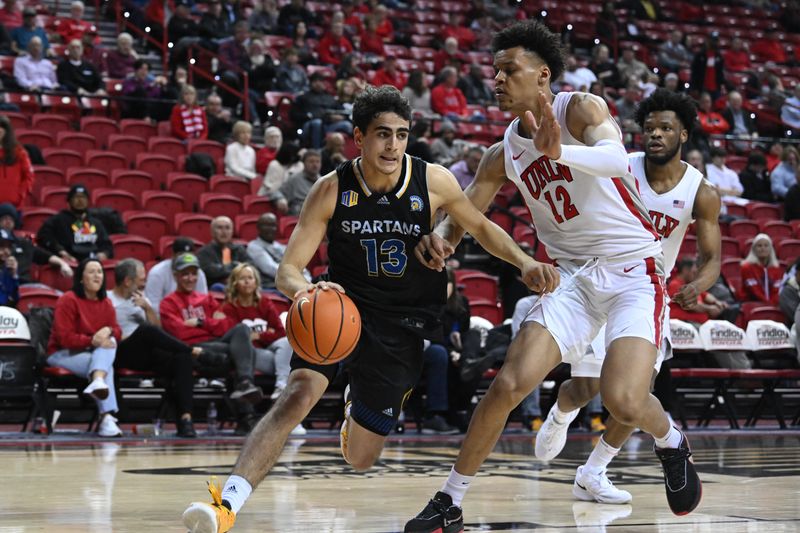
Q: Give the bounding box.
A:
[196,216,249,288]
[457,64,495,107]
[36,184,113,262]
[739,151,774,203]
[56,39,102,95]
[199,0,233,42]
[690,32,725,98]
[290,72,350,148]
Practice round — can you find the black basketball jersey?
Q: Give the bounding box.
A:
[327,154,447,336]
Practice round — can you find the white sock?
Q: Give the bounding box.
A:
[552,402,578,424]
[222,475,252,514]
[583,436,620,474]
[441,467,474,507]
[653,425,682,449]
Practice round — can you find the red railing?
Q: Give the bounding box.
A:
[186,45,251,122]
[114,0,168,74]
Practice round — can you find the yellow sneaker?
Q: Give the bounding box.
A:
[531,416,543,432]
[590,415,607,432]
[182,476,237,533]
[340,385,352,464]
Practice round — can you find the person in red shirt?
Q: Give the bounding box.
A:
[434,37,465,74]
[47,259,123,437]
[697,91,730,135]
[54,1,98,44]
[358,14,385,57]
[723,38,751,73]
[170,84,208,140]
[317,20,353,67]
[256,126,282,175]
[752,31,787,64]
[0,115,33,208]
[668,257,727,324]
[740,233,783,305]
[431,66,468,118]
[442,12,476,49]
[160,252,264,407]
[371,56,407,89]
[0,0,22,28]
[372,4,394,42]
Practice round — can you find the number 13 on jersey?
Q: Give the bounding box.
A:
[360,238,408,277]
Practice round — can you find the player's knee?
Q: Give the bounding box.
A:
[602,389,642,426]
[280,377,317,414]
[570,378,600,405]
[492,371,534,407]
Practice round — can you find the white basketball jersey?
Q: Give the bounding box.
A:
[629,153,703,273]
[503,92,662,264]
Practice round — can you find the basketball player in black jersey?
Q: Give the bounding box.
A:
[182,85,559,533]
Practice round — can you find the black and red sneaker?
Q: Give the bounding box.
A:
[654,431,702,515]
[404,491,464,533]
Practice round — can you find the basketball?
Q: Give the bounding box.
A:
[286,289,362,365]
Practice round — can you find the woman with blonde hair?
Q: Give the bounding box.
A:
[224,121,257,180]
[740,233,783,304]
[170,84,207,140]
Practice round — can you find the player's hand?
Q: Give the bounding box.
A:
[414,233,454,272]
[672,283,699,310]
[520,259,559,294]
[522,92,562,160]
[293,280,345,300]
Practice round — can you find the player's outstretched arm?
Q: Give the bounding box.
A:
[276,173,343,300]
[428,164,559,293]
[672,180,722,309]
[415,142,507,271]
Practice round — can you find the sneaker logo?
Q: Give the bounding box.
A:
[224,486,237,493]
[576,481,588,491]
[377,195,390,205]
[382,407,393,416]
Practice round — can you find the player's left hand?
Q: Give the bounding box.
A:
[414,232,454,272]
[523,92,562,160]
[520,259,559,293]
[293,280,345,300]
[672,283,699,310]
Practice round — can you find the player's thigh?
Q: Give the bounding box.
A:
[492,321,562,400]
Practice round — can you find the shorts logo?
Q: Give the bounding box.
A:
[382,407,393,416]
[341,190,359,207]
[409,195,424,212]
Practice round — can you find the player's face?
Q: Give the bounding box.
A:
[493,47,550,114]
[356,112,410,176]
[642,111,687,166]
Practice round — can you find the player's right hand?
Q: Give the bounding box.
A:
[523,92,562,161]
[414,233,454,272]
[520,259,560,294]
[293,280,345,300]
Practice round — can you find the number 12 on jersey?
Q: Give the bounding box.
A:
[360,238,407,277]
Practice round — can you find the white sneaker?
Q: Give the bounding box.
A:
[97,414,122,438]
[535,405,579,461]
[290,423,307,436]
[270,386,284,401]
[83,377,109,401]
[573,465,632,504]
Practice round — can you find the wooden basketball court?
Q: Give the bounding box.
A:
[1,430,799,532]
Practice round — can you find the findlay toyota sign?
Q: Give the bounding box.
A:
[746,320,794,350]
[0,308,30,341]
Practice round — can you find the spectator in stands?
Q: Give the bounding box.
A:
[739,151,774,203]
[0,203,72,284]
[433,37,464,74]
[658,30,692,73]
[589,80,617,117]
[406,119,433,163]
[668,257,726,324]
[0,0,22,29]
[145,237,208,317]
[199,0,233,43]
[205,93,233,143]
[589,43,621,89]
[336,53,367,87]
[197,216,249,289]
[121,60,166,120]
[562,55,596,92]
[318,20,353,67]
[56,39,103,95]
[724,37,751,74]
[320,132,347,175]
[697,91,730,135]
[13,36,57,92]
[779,259,799,355]
[0,116,32,208]
[288,20,314,65]
[218,21,251,71]
[258,141,301,211]
[54,1,96,44]
[722,91,758,151]
[442,12,476,49]
[290,72,351,149]
[277,0,315,36]
[402,69,432,116]
[690,33,725,98]
[221,264,299,410]
[616,45,648,88]
[247,39,275,95]
[247,213,311,290]
[358,14,385,57]
[170,84,207,141]
[256,126,282,175]
[458,64,493,107]
[224,121,257,181]
[10,7,49,56]
[159,252,264,418]
[449,146,483,190]
[109,258,199,438]
[781,84,800,130]
[0,229,19,307]
[614,82,642,132]
[771,146,798,200]
[47,258,122,437]
[431,120,462,167]
[663,72,681,93]
[372,56,407,90]
[686,149,706,176]
[37,184,113,262]
[168,0,200,49]
[706,147,744,200]
[431,67,468,119]
[785,170,800,221]
[741,234,783,304]
[595,2,619,48]
[274,47,308,93]
[249,0,279,35]
[105,32,138,79]
[752,30,787,64]
[277,149,322,215]
[371,4,393,42]
[766,142,783,173]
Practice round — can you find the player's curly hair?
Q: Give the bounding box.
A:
[634,89,697,135]
[491,20,566,81]
[352,85,412,133]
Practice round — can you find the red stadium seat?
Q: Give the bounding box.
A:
[467,298,503,325]
[174,213,213,243]
[777,239,800,262]
[235,214,260,241]
[142,191,187,231]
[80,94,112,116]
[747,306,786,323]
[148,136,186,159]
[720,257,742,281]
[243,194,276,216]
[92,188,138,212]
[455,270,499,302]
[80,117,119,146]
[120,119,158,139]
[57,131,97,154]
[39,186,69,209]
[188,139,225,162]
[122,211,169,244]
[3,111,28,130]
[264,291,291,314]
[17,129,55,149]
[31,166,65,197]
[4,93,40,114]
[728,219,760,239]
[17,287,61,312]
[721,236,741,258]
[108,134,147,166]
[724,203,747,218]
[198,193,243,217]
[21,207,56,233]
[760,221,794,243]
[111,170,156,199]
[745,202,781,221]
[32,113,71,134]
[512,225,536,249]
[110,234,155,262]
[102,260,118,289]
[166,173,208,209]
[85,150,128,174]
[210,175,251,197]
[39,94,81,121]
[42,147,82,172]
[790,220,800,238]
[278,215,299,239]
[33,264,72,292]
[136,153,177,178]
[66,167,111,190]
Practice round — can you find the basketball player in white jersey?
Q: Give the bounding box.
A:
[534,89,721,507]
[405,22,701,533]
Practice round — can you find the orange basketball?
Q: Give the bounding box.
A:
[286,289,362,365]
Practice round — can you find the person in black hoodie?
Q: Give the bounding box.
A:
[739,151,774,203]
[36,184,113,262]
[56,39,102,95]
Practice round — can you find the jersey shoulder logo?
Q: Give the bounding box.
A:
[409,195,424,212]
[341,190,359,207]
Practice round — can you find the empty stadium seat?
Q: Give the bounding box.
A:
[108,134,147,166]
[166,173,208,209]
[17,129,55,149]
[761,221,794,243]
[3,111,28,130]
[777,239,800,262]
[747,306,787,323]
[4,93,40,115]
[66,167,111,190]
[142,191,187,231]
[455,270,499,302]
[136,153,177,177]
[17,287,61,312]
[39,186,69,209]
[210,175,251,197]
[33,264,72,292]
[720,257,742,281]
[43,148,83,172]
[721,236,741,258]
[32,114,71,134]
[728,219,760,239]
[92,188,138,212]
[235,214,260,241]
[148,136,186,159]
[111,170,156,198]
[123,211,169,244]
[243,195,276,216]
[512,225,536,249]
[21,207,56,233]
[31,166,65,195]
[40,94,81,120]
[174,213,213,243]
[278,215,299,239]
[57,131,97,154]
[198,193,243,218]
[80,117,119,146]
[85,150,128,174]
[120,119,157,139]
[745,202,781,221]
[110,234,155,262]
[188,139,225,161]
[467,298,503,325]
